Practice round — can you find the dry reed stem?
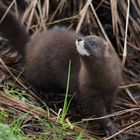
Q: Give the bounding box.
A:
[76,0,92,33]
[125,88,138,105]
[90,3,111,44]
[0,1,15,23]
[82,108,140,122]
[122,0,130,67]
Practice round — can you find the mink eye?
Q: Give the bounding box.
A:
[90,41,96,47]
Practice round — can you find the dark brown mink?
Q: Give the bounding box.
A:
[0,5,122,137]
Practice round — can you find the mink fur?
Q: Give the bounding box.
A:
[0,5,122,136]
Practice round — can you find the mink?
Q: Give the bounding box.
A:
[0,5,122,137]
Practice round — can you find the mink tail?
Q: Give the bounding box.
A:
[0,5,29,55]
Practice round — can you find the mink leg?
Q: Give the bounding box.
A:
[103,93,117,114]
[76,93,116,137]
[104,96,113,114]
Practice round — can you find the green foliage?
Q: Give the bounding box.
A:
[61,60,72,124]
[0,109,9,123]
[0,60,94,140]
[0,123,22,140]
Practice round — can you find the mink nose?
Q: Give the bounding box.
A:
[77,37,83,42]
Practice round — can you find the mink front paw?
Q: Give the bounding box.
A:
[103,122,123,140]
[104,122,117,138]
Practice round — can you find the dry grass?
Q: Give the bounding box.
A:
[0,0,140,139]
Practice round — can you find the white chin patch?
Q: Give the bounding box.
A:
[76,40,90,56]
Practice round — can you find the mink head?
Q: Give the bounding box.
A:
[76,35,112,58]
